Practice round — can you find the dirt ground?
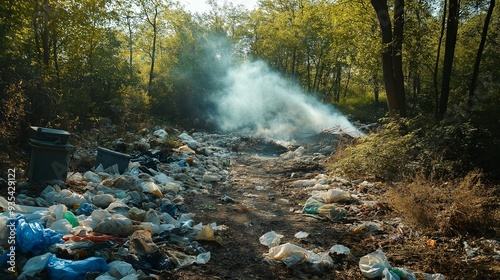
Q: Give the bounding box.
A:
[163,150,500,280]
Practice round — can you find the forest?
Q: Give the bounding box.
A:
[1,0,500,278]
[1,0,499,175]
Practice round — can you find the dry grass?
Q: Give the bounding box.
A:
[386,170,500,237]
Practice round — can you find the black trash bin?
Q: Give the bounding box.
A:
[28,127,74,183]
[30,126,71,144]
[94,147,131,174]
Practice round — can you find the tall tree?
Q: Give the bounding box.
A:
[434,0,447,118]
[371,0,406,117]
[467,0,495,109]
[438,0,459,119]
[139,0,167,93]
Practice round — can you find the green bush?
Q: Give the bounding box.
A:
[330,115,495,181]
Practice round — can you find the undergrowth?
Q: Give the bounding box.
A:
[387,171,500,237]
[330,115,500,237]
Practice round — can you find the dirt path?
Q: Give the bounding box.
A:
[166,147,500,280]
[169,151,368,279]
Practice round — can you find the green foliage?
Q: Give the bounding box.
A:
[336,93,387,123]
[331,119,419,181]
[111,86,151,129]
[331,113,500,181]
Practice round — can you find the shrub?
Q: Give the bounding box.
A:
[329,119,418,181]
[387,170,499,236]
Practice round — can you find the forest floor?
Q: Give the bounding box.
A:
[163,147,500,280]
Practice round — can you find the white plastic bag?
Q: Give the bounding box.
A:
[329,244,351,255]
[259,231,284,248]
[359,248,391,278]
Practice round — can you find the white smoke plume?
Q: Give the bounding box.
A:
[209,60,363,139]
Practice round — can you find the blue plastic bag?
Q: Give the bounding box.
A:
[76,203,97,216]
[16,217,63,254]
[47,255,109,280]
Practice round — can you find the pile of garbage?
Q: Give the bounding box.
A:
[0,129,235,279]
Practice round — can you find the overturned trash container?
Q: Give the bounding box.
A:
[28,127,75,183]
[95,147,131,174]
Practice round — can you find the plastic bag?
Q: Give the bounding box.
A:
[142,181,164,197]
[259,231,284,248]
[359,248,391,278]
[129,230,159,256]
[317,204,347,221]
[420,273,446,280]
[330,244,351,255]
[265,243,310,267]
[391,267,417,280]
[92,194,116,208]
[265,242,334,270]
[16,217,63,254]
[47,255,109,280]
[94,214,133,236]
[18,253,52,280]
[76,203,98,216]
[107,260,136,278]
[196,224,223,245]
[311,188,355,203]
[294,231,309,239]
[302,197,324,214]
[49,219,73,234]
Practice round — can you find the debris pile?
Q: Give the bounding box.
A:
[0,129,236,279]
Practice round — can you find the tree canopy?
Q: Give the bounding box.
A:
[1,0,499,165]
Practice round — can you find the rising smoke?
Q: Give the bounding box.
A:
[208,60,363,140]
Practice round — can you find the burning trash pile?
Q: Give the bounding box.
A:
[0,129,237,279]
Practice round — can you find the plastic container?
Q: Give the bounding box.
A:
[94,147,131,174]
[31,126,71,144]
[28,139,75,183]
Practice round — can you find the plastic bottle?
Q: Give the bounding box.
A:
[63,211,79,227]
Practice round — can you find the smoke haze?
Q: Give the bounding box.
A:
[209,60,362,139]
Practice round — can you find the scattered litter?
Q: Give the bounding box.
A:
[1,129,455,278]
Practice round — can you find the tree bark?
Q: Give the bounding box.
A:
[438,0,459,120]
[393,0,406,116]
[467,0,495,110]
[434,0,447,119]
[371,0,406,118]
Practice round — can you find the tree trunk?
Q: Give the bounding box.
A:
[434,0,447,119]
[127,16,134,81]
[373,75,380,103]
[334,63,341,102]
[52,30,60,88]
[467,0,495,110]
[438,0,459,120]
[149,23,156,91]
[371,0,406,118]
[393,0,406,116]
[41,0,51,68]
